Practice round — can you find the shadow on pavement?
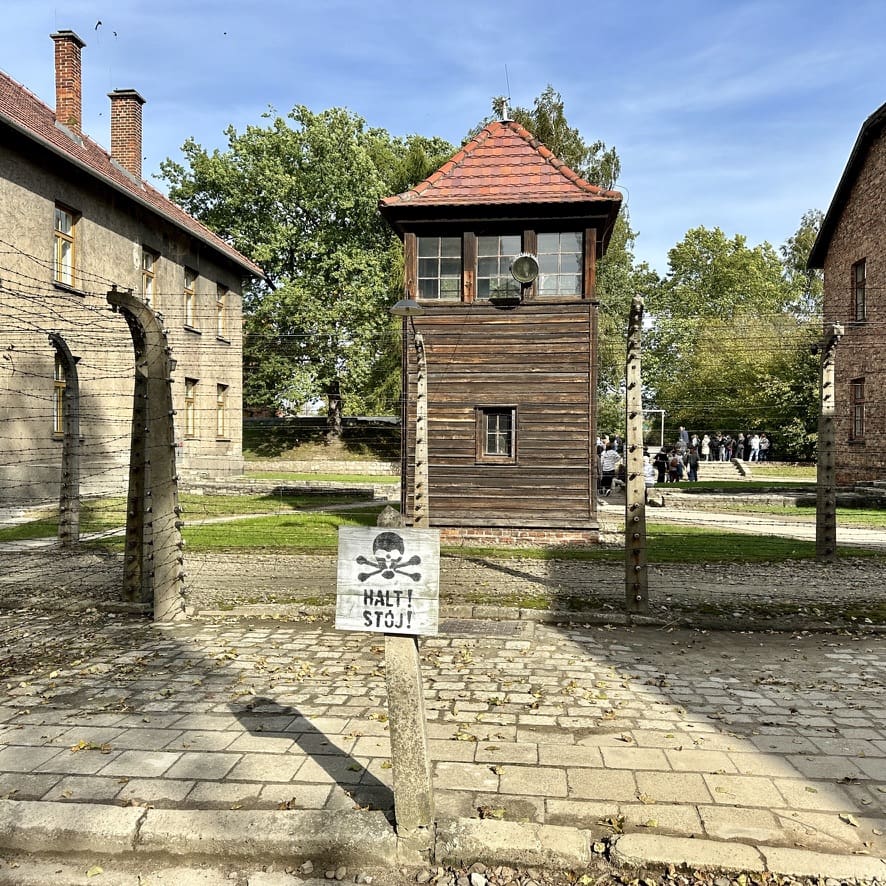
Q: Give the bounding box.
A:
[232,695,394,821]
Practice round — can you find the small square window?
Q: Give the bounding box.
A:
[476,406,517,463]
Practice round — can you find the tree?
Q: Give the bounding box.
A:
[644,224,821,458]
[160,107,454,437]
[781,209,824,318]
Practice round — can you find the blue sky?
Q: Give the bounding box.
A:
[4,0,886,275]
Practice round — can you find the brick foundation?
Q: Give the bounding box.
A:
[438,526,599,548]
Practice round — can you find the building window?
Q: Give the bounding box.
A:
[537,232,582,295]
[184,378,198,438]
[53,356,66,436]
[53,206,76,287]
[477,235,521,299]
[216,384,228,438]
[184,268,197,328]
[850,377,865,441]
[417,236,461,300]
[216,286,228,338]
[476,406,517,463]
[142,248,159,308]
[853,259,866,323]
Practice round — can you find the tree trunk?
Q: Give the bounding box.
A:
[326,378,343,443]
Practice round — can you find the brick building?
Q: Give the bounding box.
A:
[0,31,261,503]
[808,100,886,485]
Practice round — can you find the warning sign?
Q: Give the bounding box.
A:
[335,527,440,636]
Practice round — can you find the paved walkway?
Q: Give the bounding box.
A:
[0,608,884,879]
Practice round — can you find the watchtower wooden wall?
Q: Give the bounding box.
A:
[401,300,598,530]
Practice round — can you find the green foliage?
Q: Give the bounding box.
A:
[503,86,621,189]
[644,222,821,457]
[160,107,453,432]
[781,209,824,318]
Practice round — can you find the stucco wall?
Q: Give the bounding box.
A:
[0,134,245,503]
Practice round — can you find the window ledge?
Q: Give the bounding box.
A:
[216,336,231,345]
[849,438,866,445]
[52,281,85,296]
[184,325,202,335]
[215,437,232,443]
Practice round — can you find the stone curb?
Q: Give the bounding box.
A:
[193,603,886,635]
[611,833,886,881]
[1,801,885,881]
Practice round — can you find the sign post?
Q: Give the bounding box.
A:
[336,526,438,838]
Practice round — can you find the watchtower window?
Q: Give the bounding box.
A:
[538,232,582,295]
[417,236,461,300]
[476,406,517,463]
[477,235,521,299]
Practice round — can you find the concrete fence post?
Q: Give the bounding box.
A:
[48,334,80,547]
[108,288,185,621]
[816,323,843,561]
[624,296,649,614]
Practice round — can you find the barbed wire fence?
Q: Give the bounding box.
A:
[1,233,883,628]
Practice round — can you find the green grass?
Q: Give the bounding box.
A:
[180,506,386,551]
[180,492,372,516]
[244,471,399,485]
[0,492,375,543]
[449,523,878,564]
[745,462,816,479]
[666,480,816,493]
[688,502,886,527]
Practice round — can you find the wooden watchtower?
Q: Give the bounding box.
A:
[380,120,622,546]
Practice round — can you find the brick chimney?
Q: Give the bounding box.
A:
[108,89,146,179]
[51,30,86,133]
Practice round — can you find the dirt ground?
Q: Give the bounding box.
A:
[1,547,883,633]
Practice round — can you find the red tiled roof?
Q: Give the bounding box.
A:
[380,120,623,208]
[0,68,262,279]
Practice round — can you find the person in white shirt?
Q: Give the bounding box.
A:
[599,443,622,497]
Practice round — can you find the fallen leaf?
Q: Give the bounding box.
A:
[85,865,103,878]
[840,813,860,827]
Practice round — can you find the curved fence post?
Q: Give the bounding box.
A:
[108,287,185,621]
[48,334,80,547]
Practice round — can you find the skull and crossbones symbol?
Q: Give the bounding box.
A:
[356,532,422,582]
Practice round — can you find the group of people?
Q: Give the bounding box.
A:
[688,428,771,463]
[597,427,774,498]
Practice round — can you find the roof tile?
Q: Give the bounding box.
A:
[381,120,622,208]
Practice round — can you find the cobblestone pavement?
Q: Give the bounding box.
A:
[1,605,884,865]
